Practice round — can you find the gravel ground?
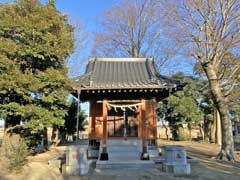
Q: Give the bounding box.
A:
[64,161,240,180]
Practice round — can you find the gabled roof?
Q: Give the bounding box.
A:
[73,58,180,90]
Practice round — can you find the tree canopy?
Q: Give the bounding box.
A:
[161,0,240,161]
[157,72,204,140]
[0,0,74,132]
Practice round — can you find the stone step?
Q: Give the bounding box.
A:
[107,145,138,152]
[96,160,155,169]
[108,152,141,159]
[148,149,159,158]
[106,139,142,146]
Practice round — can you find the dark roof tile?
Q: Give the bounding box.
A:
[73,58,180,90]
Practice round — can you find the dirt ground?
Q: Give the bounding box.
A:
[1,140,240,180]
[0,146,65,180]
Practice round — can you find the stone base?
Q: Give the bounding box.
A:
[65,165,79,176]
[87,148,99,159]
[100,153,109,160]
[65,165,89,176]
[163,163,191,175]
[96,159,155,169]
[141,153,150,160]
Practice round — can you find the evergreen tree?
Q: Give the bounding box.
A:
[64,99,87,137]
[0,0,74,132]
[157,73,203,140]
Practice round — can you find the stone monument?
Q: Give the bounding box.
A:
[162,145,191,175]
[65,145,89,175]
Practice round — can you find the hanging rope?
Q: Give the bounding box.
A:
[107,102,143,112]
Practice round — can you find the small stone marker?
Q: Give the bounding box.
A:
[48,156,62,169]
[162,145,191,175]
[65,145,89,176]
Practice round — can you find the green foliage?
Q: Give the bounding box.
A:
[64,99,87,135]
[0,0,74,132]
[157,73,204,140]
[0,134,29,171]
[177,128,192,141]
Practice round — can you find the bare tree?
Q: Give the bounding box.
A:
[161,0,240,160]
[67,17,88,77]
[92,0,178,69]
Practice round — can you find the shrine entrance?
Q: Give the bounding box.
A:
[108,108,138,137]
[74,57,182,164]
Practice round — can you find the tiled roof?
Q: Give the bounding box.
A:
[73,58,181,90]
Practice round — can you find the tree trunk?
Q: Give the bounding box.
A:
[163,124,169,140]
[204,66,235,161]
[199,123,205,141]
[215,109,222,146]
[43,127,48,148]
[204,118,211,142]
[188,124,192,141]
[210,114,216,143]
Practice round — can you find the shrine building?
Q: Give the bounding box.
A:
[73,57,182,163]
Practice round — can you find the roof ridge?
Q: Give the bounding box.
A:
[88,57,154,62]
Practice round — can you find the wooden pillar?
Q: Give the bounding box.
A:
[102,100,108,151]
[137,105,142,139]
[89,101,96,140]
[152,98,157,140]
[100,99,108,160]
[141,99,147,154]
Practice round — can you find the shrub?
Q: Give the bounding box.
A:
[0,134,29,171]
[177,128,192,141]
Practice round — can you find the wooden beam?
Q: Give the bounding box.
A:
[97,100,141,103]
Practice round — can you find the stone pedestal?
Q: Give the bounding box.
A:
[87,146,99,159]
[65,145,89,175]
[163,163,191,175]
[162,145,191,175]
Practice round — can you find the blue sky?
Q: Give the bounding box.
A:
[0,0,119,76]
[0,0,194,76]
[0,0,194,114]
[0,0,120,113]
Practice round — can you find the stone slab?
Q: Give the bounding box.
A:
[96,160,155,169]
